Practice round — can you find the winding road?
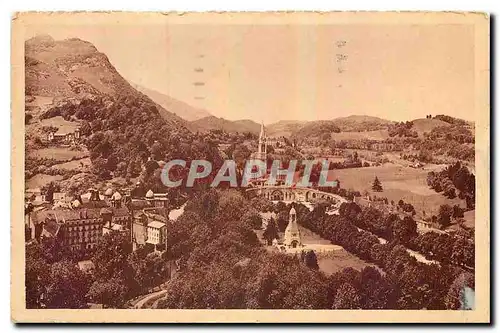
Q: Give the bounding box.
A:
[133,289,168,309]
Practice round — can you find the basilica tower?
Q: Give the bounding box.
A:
[255,121,267,161]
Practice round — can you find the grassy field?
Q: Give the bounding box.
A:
[26,174,63,188]
[328,164,466,217]
[50,157,92,171]
[301,226,379,275]
[28,147,88,161]
[317,250,381,276]
[40,116,80,133]
[330,130,389,141]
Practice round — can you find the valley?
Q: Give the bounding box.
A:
[23,34,477,311]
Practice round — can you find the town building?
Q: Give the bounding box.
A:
[145,189,169,208]
[146,220,167,252]
[53,192,67,202]
[29,189,131,251]
[131,208,168,252]
[32,208,105,251]
[47,128,81,145]
[25,188,46,204]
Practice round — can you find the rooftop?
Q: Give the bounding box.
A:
[147,221,166,229]
[32,208,104,224]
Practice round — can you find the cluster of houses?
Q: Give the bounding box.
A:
[25,186,171,253]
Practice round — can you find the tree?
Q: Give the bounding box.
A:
[332,283,360,309]
[80,120,92,136]
[150,141,163,160]
[87,278,127,308]
[444,273,474,309]
[92,156,111,179]
[241,210,263,230]
[392,216,418,245]
[372,176,383,192]
[92,231,133,281]
[129,251,170,293]
[25,249,50,308]
[303,250,319,270]
[263,217,279,245]
[275,211,289,232]
[452,205,464,219]
[126,159,141,178]
[42,182,60,204]
[44,261,90,309]
[438,204,453,228]
[359,266,398,309]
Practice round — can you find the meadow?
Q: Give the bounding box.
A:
[27,147,88,161]
[328,164,467,218]
[26,174,63,188]
[40,115,81,133]
[316,251,381,276]
[330,130,389,141]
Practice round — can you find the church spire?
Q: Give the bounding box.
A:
[256,120,267,161]
[259,120,265,141]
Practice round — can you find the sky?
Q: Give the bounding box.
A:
[25,23,475,124]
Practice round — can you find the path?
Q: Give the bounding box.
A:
[355,226,439,265]
[133,289,168,309]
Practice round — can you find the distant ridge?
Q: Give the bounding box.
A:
[132,84,213,122]
[190,116,261,134]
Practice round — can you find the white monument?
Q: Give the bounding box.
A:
[284,207,302,248]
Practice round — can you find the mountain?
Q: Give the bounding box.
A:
[25,35,228,185]
[232,119,262,134]
[132,84,212,121]
[25,34,189,128]
[191,116,261,134]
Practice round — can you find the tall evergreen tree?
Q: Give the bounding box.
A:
[372,176,383,192]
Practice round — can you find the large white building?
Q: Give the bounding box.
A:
[146,220,167,252]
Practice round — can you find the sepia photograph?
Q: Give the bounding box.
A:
[11,11,490,323]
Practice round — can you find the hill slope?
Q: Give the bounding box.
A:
[25,34,189,128]
[411,118,451,136]
[266,115,393,139]
[266,120,307,137]
[191,116,261,134]
[331,115,393,132]
[132,84,212,121]
[25,35,226,186]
